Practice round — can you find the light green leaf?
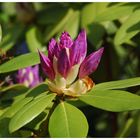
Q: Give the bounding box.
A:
[81,3,108,27]
[57,10,80,39]
[0,51,47,73]
[137,113,140,137]
[94,77,140,90]
[1,84,27,92]
[96,4,138,22]
[81,3,107,47]
[9,93,56,133]
[114,9,140,46]
[49,102,88,138]
[26,26,43,52]
[79,90,140,112]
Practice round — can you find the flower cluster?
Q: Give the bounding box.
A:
[39,30,104,97]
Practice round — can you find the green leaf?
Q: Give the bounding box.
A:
[95,4,138,22]
[37,6,68,25]
[0,51,47,73]
[44,9,74,42]
[1,84,27,92]
[57,10,80,39]
[81,3,107,47]
[0,25,2,42]
[49,102,88,138]
[9,93,56,133]
[94,77,140,90]
[137,113,140,137]
[0,24,23,52]
[79,90,140,112]
[1,97,33,119]
[1,83,48,118]
[114,9,140,46]
[81,3,108,27]
[26,26,43,52]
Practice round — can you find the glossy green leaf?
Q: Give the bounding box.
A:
[94,77,140,90]
[9,93,56,133]
[49,102,88,138]
[0,51,47,73]
[26,26,43,52]
[79,90,140,112]
[114,9,140,46]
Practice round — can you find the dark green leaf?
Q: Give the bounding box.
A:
[44,9,74,42]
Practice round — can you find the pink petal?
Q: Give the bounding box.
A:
[79,47,104,79]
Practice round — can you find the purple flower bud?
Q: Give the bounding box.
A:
[38,30,104,97]
[17,65,42,88]
[79,47,104,79]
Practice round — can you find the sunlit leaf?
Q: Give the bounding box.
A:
[9,93,56,133]
[79,90,140,112]
[26,26,43,52]
[114,9,140,46]
[0,51,47,73]
[57,10,80,39]
[96,4,138,22]
[49,102,88,138]
[94,77,140,90]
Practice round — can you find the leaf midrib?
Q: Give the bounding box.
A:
[61,102,70,137]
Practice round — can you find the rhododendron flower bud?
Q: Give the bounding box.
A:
[38,30,104,97]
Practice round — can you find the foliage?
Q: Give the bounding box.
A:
[0,2,140,138]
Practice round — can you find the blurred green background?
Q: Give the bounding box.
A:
[0,2,140,137]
